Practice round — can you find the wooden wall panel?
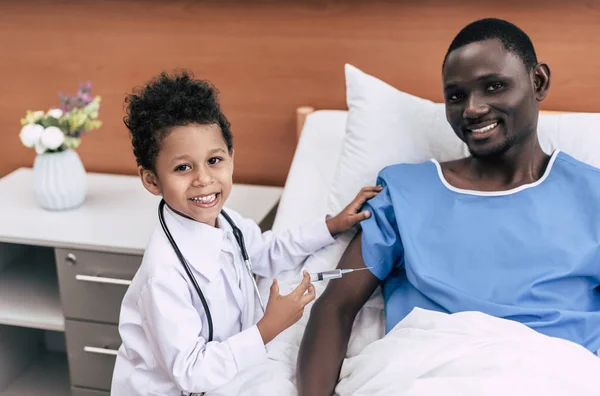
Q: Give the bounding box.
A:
[1,0,599,186]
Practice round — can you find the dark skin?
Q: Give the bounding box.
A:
[442,39,551,191]
[296,38,552,396]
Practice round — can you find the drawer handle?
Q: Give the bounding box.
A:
[84,346,119,356]
[65,253,77,265]
[75,274,132,286]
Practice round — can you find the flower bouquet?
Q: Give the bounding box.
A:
[19,83,102,210]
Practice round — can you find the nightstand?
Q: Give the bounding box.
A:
[0,168,283,396]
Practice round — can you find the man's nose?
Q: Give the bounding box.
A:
[463,94,490,119]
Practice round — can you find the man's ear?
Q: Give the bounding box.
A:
[532,62,551,102]
[230,149,235,173]
[139,166,161,196]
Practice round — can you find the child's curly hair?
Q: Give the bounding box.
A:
[124,71,233,171]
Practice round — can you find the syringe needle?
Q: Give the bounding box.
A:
[340,267,373,275]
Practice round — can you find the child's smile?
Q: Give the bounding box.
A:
[189,192,220,208]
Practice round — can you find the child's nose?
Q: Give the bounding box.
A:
[194,170,214,186]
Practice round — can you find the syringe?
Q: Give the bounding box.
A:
[309,267,373,282]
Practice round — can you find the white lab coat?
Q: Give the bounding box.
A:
[111,205,334,395]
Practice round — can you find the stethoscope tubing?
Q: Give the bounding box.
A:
[158,199,265,343]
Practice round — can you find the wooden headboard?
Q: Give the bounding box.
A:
[1,0,599,186]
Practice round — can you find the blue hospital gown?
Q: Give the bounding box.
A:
[360,150,600,352]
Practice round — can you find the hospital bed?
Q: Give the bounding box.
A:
[230,64,600,396]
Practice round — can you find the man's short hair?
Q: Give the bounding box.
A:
[443,18,538,70]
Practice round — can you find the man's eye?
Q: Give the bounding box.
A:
[208,157,223,165]
[448,93,464,102]
[174,164,191,172]
[487,82,504,91]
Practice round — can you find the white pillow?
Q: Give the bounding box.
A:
[272,110,348,233]
[329,64,600,212]
[327,64,468,213]
[538,113,600,168]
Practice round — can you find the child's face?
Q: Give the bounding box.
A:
[140,123,234,227]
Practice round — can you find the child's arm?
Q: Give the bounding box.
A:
[237,186,382,278]
[137,269,315,394]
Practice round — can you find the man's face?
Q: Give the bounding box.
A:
[442,39,541,158]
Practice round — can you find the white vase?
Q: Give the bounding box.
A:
[33,149,87,211]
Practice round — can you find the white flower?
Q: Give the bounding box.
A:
[40,126,65,150]
[19,123,44,148]
[35,139,46,155]
[46,108,63,119]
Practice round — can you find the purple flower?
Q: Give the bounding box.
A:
[57,82,96,113]
[77,93,93,104]
[78,82,92,94]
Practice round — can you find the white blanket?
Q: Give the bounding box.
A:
[336,308,600,396]
[210,305,600,396]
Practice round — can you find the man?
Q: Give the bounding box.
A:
[297,18,600,396]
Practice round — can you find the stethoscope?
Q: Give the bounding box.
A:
[158,199,266,343]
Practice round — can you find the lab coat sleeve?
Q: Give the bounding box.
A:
[137,271,267,393]
[237,213,335,278]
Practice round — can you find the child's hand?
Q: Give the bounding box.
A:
[326,186,383,236]
[257,271,315,345]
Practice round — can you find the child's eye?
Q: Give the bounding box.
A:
[208,157,223,165]
[174,164,191,172]
[487,82,504,92]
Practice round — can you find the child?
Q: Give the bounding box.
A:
[110,71,380,396]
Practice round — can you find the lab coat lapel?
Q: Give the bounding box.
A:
[220,236,248,316]
[238,262,255,330]
[162,205,223,282]
[219,214,255,329]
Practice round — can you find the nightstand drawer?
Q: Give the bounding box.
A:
[65,320,120,391]
[55,248,141,324]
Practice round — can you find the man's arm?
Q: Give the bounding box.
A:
[297,230,380,396]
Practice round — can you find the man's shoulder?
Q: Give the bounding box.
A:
[555,151,600,181]
[378,160,437,184]
[554,152,600,209]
